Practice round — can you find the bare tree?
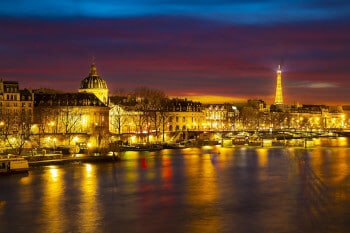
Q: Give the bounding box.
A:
[0,108,32,155]
[33,107,58,148]
[0,110,15,153]
[111,88,127,96]
[270,111,291,130]
[131,87,168,143]
[110,105,126,136]
[59,105,83,145]
[240,106,259,130]
[159,110,170,143]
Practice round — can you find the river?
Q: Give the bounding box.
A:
[1,145,350,233]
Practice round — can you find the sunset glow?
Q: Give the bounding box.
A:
[1,1,350,104]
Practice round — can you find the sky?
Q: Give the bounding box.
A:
[1,0,350,105]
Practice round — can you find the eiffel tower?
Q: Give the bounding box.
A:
[274,65,283,105]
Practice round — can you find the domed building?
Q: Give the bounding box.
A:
[79,63,109,105]
[31,63,110,151]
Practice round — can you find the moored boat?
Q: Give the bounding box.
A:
[0,157,29,174]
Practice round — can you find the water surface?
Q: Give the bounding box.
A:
[1,146,350,233]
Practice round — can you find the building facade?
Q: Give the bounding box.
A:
[0,80,34,133]
[202,103,240,131]
[109,97,205,143]
[0,80,34,153]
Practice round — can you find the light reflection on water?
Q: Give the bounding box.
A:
[1,146,350,232]
[41,166,65,233]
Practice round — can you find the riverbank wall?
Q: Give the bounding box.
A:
[27,155,120,167]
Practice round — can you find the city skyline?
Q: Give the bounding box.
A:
[1,0,350,105]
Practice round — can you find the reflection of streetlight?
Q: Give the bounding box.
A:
[49,167,59,181]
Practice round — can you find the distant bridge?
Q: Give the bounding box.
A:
[182,129,350,140]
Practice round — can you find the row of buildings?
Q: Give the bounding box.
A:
[0,64,348,154]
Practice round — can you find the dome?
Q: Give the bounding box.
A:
[80,64,108,90]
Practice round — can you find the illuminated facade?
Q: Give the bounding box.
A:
[342,106,350,128]
[166,99,204,132]
[33,92,109,149]
[270,105,346,130]
[109,98,205,143]
[203,104,240,131]
[274,65,283,105]
[0,80,34,134]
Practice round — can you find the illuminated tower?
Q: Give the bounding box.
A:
[274,65,283,105]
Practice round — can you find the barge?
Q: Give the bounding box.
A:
[0,157,29,174]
